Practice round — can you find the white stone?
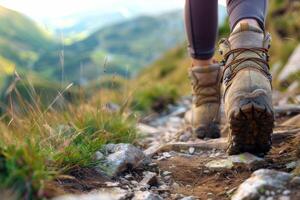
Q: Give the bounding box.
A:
[96,144,150,177]
[188,147,195,155]
[282,190,291,195]
[53,188,128,200]
[205,153,266,171]
[232,169,293,200]
[133,191,163,200]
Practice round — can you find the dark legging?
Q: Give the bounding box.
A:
[185,0,268,60]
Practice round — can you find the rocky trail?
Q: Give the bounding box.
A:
[53,95,300,200]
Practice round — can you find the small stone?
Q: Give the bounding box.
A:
[270,191,275,196]
[53,187,128,200]
[172,182,180,189]
[286,161,297,169]
[266,197,274,200]
[131,180,139,186]
[259,196,266,200]
[265,190,271,196]
[282,190,291,195]
[180,196,197,200]
[162,171,172,176]
[189,147,195,155]
[95,151,104,160]
[133,191,163,200]
[125,174,134,180]
[95,143,150,177]
[159,184,169,191]
[204,170,210,174]
[105,182,120,187]
[164,176,172,181]
[148,163,158,167]
[205,159,233,171]
[290,176,300,187]
[163,152,172,158]
[140,172,158,187]
[278,196,290,200]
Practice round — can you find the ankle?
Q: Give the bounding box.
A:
[192,58,214,67]
[233,19,261,32]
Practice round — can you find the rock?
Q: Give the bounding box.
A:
[104,102,120,112]
[95,151,104,160]
[53,188,129,200]
[205,158,233,171]
[290,176,300,187]
[205,153,266,171]
[229,153,266,169]
[282,190,291,195]
[278,196,290,200]
[95,144,150,177]
[279,44,300,82]
[169,106,187,117]
[179,131,192,142]
[189,147,195,155]
[232,169,293,200]
[139,172,158,187]
[133,191,163,200]
[286,161,299,169]
[138,124,159,135]
[180,196,198,200]
[162,171,172,176]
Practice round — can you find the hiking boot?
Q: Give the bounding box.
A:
[219,22,274,156]
[185,63,222,139]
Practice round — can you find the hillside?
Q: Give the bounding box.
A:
[34,11,186,82]
[0,6,54,69]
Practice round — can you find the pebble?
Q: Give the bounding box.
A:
[180,196,197,200]
[266,197,274,200]
[282,190,291,195]
[188,147,195,155]
[140,172,158,187]
[278,196,290,200]
[290,176,300,187]
[131,180,139,185]
[172,182,180,189]
[163,152,172,158]
[162,171,172,176]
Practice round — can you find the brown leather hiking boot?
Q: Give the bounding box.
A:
[219,22,274,156]
[185,63,222,139]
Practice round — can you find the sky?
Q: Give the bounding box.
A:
[0,0,226,20]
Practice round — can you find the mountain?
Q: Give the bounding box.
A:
[35,5,227,83]
[34,11,186,83]
[0,6,55,70]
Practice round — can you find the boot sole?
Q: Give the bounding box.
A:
[227,92,274,156]
[195,122,221,139]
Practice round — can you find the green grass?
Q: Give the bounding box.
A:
[0,74,138,199]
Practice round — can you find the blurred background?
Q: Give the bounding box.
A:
[0,0,298,111]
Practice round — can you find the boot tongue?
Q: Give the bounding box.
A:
[229,22,264,49]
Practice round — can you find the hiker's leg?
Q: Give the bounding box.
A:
[184,0,221,139]
[221,0,273,155]
[184,0,218,66]
[227,0,268,31]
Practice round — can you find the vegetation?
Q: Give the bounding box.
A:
[0,74,138,199]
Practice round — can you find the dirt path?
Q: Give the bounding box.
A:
[52,97,300,200]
